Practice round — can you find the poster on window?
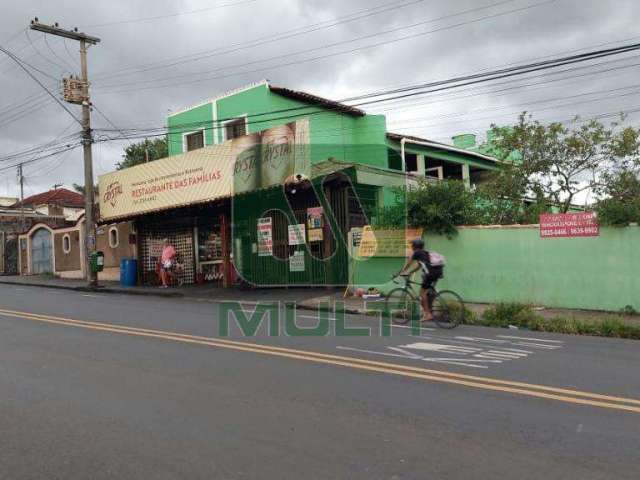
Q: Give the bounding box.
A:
[289,250,305,272]
[307,207,324,242]
[257,217,273,256]
[288,224,306,245]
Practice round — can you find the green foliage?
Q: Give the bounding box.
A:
[620,305,639,316]
[371,188,407,229]
[71,183,98,196]
[596,171,640,226]
[372,180,477,236]
[406,179,477,236]
[117,137,168,170]
[482,302,539,328]
[486,113,640,214]
[479,302,640,339]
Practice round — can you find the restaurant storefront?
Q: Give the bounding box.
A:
[98,119,410,288]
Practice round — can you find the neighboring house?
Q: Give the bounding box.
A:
[18,217,136,280]
[451,131,522,164]
[0,197,18,207]
[98,81,502,288]
[12,187,85,222]
[0,191,77,275]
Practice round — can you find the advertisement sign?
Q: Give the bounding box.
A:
[288,224,306,246]
[257,217,273,256]
[98,119,310,221]
[148,239,164,257]
[307,207,324,242]
[289,250,305,272]
[540,212,599,238]
[308,228,323,242]
[358,226,424,257]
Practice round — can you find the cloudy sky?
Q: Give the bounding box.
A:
[1,0,639,197]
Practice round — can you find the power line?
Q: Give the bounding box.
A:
[43,34,76,72]
[0,143,83,174]
[95,0,541,92]
[93,0,426,81]
[92,40,640,139]
[0,44,82,127]
[63,38,80,68]
[386,85,640,128]
[25,29,68,74]
[86,0,261,28]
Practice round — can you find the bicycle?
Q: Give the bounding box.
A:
[385,275,465,329]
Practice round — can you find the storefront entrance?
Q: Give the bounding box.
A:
[135,202,229,286]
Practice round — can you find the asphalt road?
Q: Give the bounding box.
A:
[1,286,639,479]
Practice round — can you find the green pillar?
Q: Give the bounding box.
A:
[462,163,471,189]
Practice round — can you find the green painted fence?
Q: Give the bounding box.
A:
[351,225,640,312]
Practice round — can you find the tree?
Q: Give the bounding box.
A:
[487,113,640,213]
[374,180,477,236]
[117,137,168,170]
[72,183,98,196]
[596,171,640,226]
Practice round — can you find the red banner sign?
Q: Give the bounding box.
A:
[540,212,599,238]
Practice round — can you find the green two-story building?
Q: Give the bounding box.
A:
[99,80,500,288]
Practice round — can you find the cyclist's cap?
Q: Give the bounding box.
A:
[411,238,424,249]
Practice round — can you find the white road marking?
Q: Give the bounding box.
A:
[455,336,507,344]
[82,294,99,298]
[335,327,570,370]
[422,359,490,369]
[336,346,417,359]
[514,342,562,349]
[292,314,437,332]
[498,335,564,344]
[400,342,480,354]
[387,347,423,359]
[499,347,534,354]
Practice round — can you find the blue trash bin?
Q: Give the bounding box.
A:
[120,258,138,287]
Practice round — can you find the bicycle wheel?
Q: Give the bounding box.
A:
[432,290,465,329]
[385,288,414,325]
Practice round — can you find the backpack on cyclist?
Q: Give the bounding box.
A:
[429,251,446,267]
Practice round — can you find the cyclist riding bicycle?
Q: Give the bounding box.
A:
[395,238,445,322]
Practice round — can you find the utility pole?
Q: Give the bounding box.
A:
[17,164,24,232]
[30,19,100,288]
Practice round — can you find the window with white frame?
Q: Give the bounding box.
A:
[224,118,247,141]
[185,130,205,152]
[62,234,71,254]
[108,227,119,249]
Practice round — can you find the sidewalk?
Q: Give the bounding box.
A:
[0,274,345,304]
[1,274,637,330]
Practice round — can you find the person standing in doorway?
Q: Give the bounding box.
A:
[159,238,177,288]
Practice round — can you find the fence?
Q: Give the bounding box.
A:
[351,225,640,312]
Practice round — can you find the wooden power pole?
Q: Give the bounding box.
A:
[17,164,24,232]
[30,19,101,288]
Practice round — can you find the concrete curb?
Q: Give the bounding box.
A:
[0,280,184,298]
[0,279,367,311]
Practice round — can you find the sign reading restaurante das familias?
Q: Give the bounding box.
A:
[98,119,310,221]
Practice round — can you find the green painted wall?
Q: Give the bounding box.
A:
[167,84,389,168]
[351,226,640,312]
[167,102,214,156]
